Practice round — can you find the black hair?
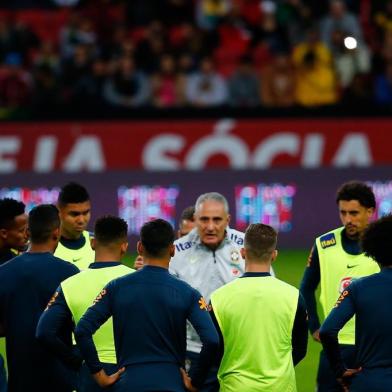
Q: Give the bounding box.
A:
[336,181,376,209]
[29,204,60,244]
[180,206,195,222]
[94,215,128,245]
[140,219,175,257]
[361,215,392,267]
[58,182,90,206]
[0,198,25,229]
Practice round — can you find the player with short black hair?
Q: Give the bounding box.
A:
[58,182,90,207]
[0,204,79,392]
[75,218,219,391]
[0,198,28,264]
[55,182,94,270]
[140,218,175,257]
[37,215,133,392]
[336,181,376,210]
[320,215,392,391]
[0,198,28,392]
[94,215,128,246]
[29,205,60,244]
[300,181,379,391]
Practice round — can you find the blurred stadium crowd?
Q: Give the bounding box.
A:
[1,0,392,115]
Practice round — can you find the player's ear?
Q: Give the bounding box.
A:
[271,249,278,263]
[136,241,143,256]
[367,207,374,219]
[120,241,128,256]
[227,214,231,225]
[91,238,96,251]
[0,228,7,240]
[240,247,246,260]
[52,227,60,241]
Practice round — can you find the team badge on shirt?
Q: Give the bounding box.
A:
[338,277,357,294]
[230,249,241,264]
[320,233,337,249]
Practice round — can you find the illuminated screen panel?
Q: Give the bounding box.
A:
[118,185,179,235]
[235,183,296,232]
[368,180,392,218]
[0,187,60,211]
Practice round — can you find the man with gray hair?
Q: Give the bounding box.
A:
[169,192,246,392]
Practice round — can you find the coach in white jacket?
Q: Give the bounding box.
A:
[170,192,245,392]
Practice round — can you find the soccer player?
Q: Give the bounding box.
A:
[0,198,28,392]
[178,206,195,238]
[55,182,95,270]
[0,205,79,392]
[37,215,134,392]
[210,223,308,391]
[320,215,392,391]
[75,219,219,391]
[0,198,28,265]
[133,205,196,270]
[300,181,380,391]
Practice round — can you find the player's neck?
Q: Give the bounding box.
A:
[245,260,271,273]
[94,247,122,262]
[143,258,169,269]
[29,242,56,254]
[61,230,82,241]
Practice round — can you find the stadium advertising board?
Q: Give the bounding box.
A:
[0,118,390,173]
[1,167,391,248]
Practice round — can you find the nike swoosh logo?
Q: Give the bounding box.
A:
[347,264,358,269]
[72,258,82,263]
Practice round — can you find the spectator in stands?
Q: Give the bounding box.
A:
[292,27,333,69]
[293,44,338,107]
[374,0,392,37]
[0,19,18,63]
[59,13,96,59]
[260,52,295,107]
[135,21,168,74]
[374,62,392,105]
[71,57,109,109]
[251,1,290,54]
[31,64,61,111]
[276,0,313,46]
[329,28,371,89]
[185,56,228,107]
[33,41,60,73]
[151,54,186,107]
[320,0,364,51]
[228,55,260,107]
[0,52,32,109]
[196,0,231,30]
[61,43,92,103]
[103,56,150,108]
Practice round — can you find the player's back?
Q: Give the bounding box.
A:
[102,265,205,391]
[0,253,79,392]
[110,266,197,365]
[351,270,392,368]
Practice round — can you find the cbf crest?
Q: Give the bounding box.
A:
[230,249,241,264]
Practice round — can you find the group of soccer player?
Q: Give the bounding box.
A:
[0,180,391,392]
